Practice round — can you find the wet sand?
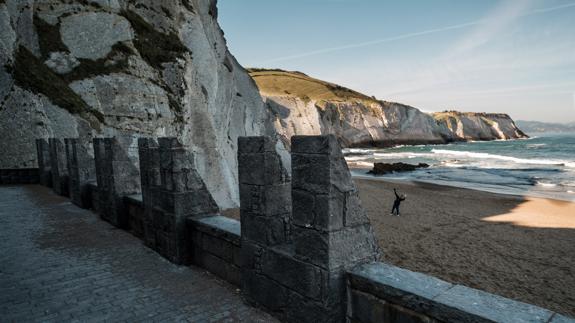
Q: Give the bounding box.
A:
[355,178,575,317]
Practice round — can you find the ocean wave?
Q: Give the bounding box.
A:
[346,161,374,168]
[344,155,371,161]
[526,143,547,148]
[431,149,575,168]
[343,148,376,155]
[373,152,433,159]
[536,182,558,188]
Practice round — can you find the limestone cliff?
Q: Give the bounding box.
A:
[0,0,277,208]
[249,69,527,147]
[433,111,527,141]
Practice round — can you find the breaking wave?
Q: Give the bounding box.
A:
[431,149,575,168]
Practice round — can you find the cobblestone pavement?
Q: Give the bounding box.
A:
[0,185,277,322]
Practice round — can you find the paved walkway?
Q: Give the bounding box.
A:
[0,185,276,322]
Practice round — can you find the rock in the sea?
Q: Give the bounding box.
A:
[368,162,430,175]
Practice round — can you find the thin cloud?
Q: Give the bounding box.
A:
[446,0,533,57]
[260,2,575,64]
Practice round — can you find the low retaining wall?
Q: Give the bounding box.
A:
[188,216,241,286]
[347,262,572,323]
[0,168,40,185]
[32,135,575,322]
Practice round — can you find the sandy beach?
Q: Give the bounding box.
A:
[223,175,575,316]
[355,177,575,317]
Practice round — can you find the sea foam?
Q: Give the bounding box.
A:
[431,149,574,168]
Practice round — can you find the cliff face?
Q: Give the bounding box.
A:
[433,111,528,141]
[250,69,527,147]
[0,0,275,208]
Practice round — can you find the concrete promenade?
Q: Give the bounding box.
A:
[0,185,276,322]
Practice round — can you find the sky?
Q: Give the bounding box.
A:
[219,0,575,123]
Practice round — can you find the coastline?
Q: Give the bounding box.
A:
[353,176,575,317]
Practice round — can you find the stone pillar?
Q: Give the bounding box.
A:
[238,134,380,323]
[289,135,380,321]
[238,136,292,313]
[138,137,219,264]
[93,137,141,229]
[35,139,52,187]
[238,136,291,247]
[48,138,69,196]
[65,138,96,208]
[138,138,161,248]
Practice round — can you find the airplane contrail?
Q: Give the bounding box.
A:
[260,2,575,64]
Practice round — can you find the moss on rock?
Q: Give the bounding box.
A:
[34,15,68,59]
[120,10,188,70]
[63,43,133,82]
[12,46,105,128]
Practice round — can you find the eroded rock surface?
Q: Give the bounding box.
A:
[0,0,275,209]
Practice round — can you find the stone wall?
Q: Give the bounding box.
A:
[33,135,575,323]
[0,168,39,185]
[188,216,241,286]
[347,262,572,323]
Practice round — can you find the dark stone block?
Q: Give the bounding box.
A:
[293,228,329,269]
[292,190,343,231]
[291,154,330,194]
[285,289,342,323]
[291,135,333,155]
[242,213,288,246]
[240,183,291,216]
[189,216,240,244]
[36,139,52,187]
[386,303,437,323]
[238,152,287,186]
[238,136,276,154]
[201,233,235,263]
[197,250,240,286]
[261,247,324,300]
[349,289,386,323]
[240,240,263,271]
[242,270,289,312]
[49,138,69,196]
[155,190,218,217]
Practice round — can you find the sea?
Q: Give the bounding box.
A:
[344,133,575,202]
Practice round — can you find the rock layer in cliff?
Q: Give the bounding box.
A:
[248,69,528,148]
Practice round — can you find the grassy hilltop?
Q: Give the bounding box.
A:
[247,68,379,105]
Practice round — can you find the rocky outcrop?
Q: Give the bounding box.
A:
[432,111,528,141]
[368,162,429,175]
[250,69,528,148]
[0,0,278,209]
